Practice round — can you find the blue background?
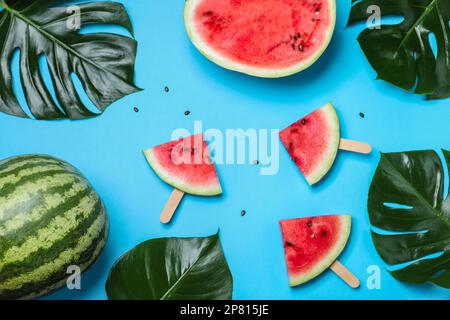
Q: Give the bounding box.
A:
[1,0,449,300]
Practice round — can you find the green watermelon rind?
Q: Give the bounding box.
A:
[288,215,352,287]
[20,223,108,300]
[144,148,223,196]
[0,155,109,300]
[183,0,337,78]
[305,102,341,185]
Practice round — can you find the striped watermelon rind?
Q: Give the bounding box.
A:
[0,155,109,300]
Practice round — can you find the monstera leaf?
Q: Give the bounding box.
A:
[0,0,140,120]
[348,0,450,100]
[105,233,233,300]
[368,150,450,288]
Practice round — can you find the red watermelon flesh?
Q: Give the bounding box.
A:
[280,103,340,185]
[184,0,336,77]
[280,215,351,286]
[144,134,222,196]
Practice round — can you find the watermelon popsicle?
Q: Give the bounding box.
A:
[280,103,372,185]
[144,134,222,224]
[280,215,359,288]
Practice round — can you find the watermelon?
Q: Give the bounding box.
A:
[0,155,108,300]
[280,215,351,286]
[280,103,340,185]
[144,134,222,196]
[184,0,336,78]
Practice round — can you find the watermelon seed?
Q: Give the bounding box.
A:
[204,10,213,16]
[298,44,304,51]
[253,159,259,165]
[241,210,246,216]
[321,230,328,237]
[359,112,365,118]
[184,110,191,116]
[133,107,139,113]
[307,221,313,228]
[164,86,169,93]
[301,119,307,125]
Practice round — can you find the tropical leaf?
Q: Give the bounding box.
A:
[348,0,450,100]
[0,0,140,120]
[368,150,450,288]
[105,233,233,300]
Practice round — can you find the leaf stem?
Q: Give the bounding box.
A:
[0,1,8,10]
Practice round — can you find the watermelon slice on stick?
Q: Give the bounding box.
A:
[280,103,372,185]
[144,134,222,224]
[280,215,359,288]
[184,0,336,78]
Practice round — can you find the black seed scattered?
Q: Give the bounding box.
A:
[184,110,191,116]
[301,119,307,125]
[164,86,169,93]
[204,10,213,16]
[133,107,139,113]
[307,221,313,228]
[359,112,365,118]
[321,230,328,237]
[253,160,260,165]
[241,210,246,216]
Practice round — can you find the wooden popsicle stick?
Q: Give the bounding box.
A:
[160,188,185,224]
[330,260,360,289]
[339,138,372,154]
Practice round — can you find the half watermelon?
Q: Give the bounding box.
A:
[280,103,340,185]
[184,0,336,78]
[280,215,351,286]
[144,134,222,196]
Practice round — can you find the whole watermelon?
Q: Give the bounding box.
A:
[0,155,109,299]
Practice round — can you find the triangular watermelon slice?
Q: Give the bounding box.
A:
[280,103,340,185]
[144,134,222,196]
[280,215,351,286]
